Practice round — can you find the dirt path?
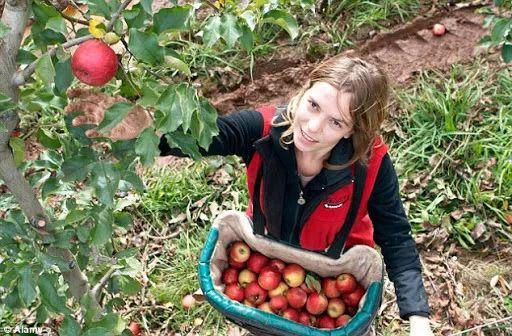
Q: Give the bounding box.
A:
[209,5,490,115]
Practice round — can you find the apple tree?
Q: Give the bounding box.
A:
[480,0,512,63]
[0,0,301,334]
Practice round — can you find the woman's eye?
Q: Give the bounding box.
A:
[309,100,318,109]
[331,119,342,128]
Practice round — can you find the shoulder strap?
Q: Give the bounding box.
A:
[325,162,367,259]
[252,166,266,236]
[256,106,277,137]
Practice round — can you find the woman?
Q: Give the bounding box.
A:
[67,56,434,335]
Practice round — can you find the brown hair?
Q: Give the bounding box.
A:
[272,56,390,170]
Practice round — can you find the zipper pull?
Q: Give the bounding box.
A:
[297,191,306,205]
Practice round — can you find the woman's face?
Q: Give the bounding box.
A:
[293,82,354,155]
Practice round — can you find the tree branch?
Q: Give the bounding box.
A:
[106,0,132,31]
[91,267,118,301]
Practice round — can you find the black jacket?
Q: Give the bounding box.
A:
[159,108,430,320]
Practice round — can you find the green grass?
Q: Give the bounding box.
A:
[387,59,512,248]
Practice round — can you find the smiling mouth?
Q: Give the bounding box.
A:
[301,128,318,142]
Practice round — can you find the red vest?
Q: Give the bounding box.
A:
[246,106,388,251]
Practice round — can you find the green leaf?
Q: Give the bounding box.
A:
[89,313,124,333]
[491,18,511,44]
[9,137,24,167]
[62,155,92,182]
[203,16,222,47]
[191,99,219,150]
[128,28,165,65]
[0,22,11,39]
[153,5,192,33]
[0,92,16,115]
[46,16,67,34]
[91,207,114,245]
[305,272,321,293]
[66,209,89,225]
[164,129,201,160]
[135,127,159,166]
[164,55,191,76]
[502,43,512,63]
[36,305,49,324]
[239,24,254,52]
[37,128,61,149]
[84,0,112,19]
[240,10,256,31]
[59,315,81,336]
[77,226,91,243]
[54,229,75,249]
[97,102,134,135]
[18,266,37,307]
[36,251,71,272]
[118,275,141,295]
[32,1,60,23]
[155,84,197,133]
[140,0,153,14]
[115,247,138,259]
[35,54,56,86]
[42,177,60,200]
[114,211,133,229]
[220,14,242,48]
[90,162,120,205]
[122,171,145,192]
[123,6,148,29]
[262,10,299,40]
[17,49,38,64]
[55,59,74,94]
[38,273,72,314]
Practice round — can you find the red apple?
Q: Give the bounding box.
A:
[257,302,273,313]
[258,266,281,290]
[268,259,286,272]
[285,287,307,309]
[282,264,305,288]
[71,40,118,86]
[269,295,288,314]
[327,298,345,318]
[244,281,267,306]
[222,268,239,285]
[129,321,140,335]
[343,285,365,307]
[298,311,316,326]
[268,282,289,298]
[322,277,341,298]
[224,283,245,302]
[432,23,446,36]
[346,305,357,316]
[306,292,328,315]
[300,283,314,294]
[182,294,196,310]
[281,307,299,322]
[247,252,269,274]
[228,256,246,269]
[335,273,357,294]
[317,315,336,329]
[229,241,251,263]
[243,299,254,307]
[335,314,351,327]
[238,269,257,288]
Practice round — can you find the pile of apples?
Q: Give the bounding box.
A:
[221,241,366,329]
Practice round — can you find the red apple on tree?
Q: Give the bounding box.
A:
[285,287,307,309]
[224,283,245,302]
[229,241,251,263]
[247,252,269,273]
[222,268,239,285]
[283,264,305,288]
[258,266,281,290]
[327,298,345,318]
[322,277,341,298]
[306,292,328,315]
[71,39,118,86]
[238,269,256,288]
[129,321,140,335]
[335,273,357,294]
[244,281,267,305]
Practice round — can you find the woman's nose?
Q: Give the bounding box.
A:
[307,117,322,133]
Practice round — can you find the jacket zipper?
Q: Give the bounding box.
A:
[289,182,305,243]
